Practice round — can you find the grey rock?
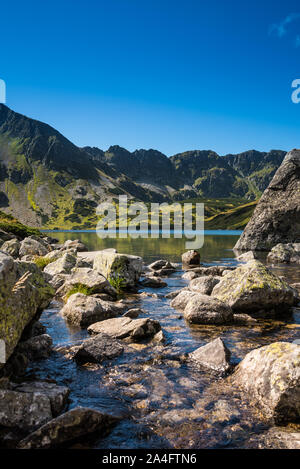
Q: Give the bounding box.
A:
[233,342,300,424]
[60,293,125,328]
[18,407,118,449]
[234,149,300,251]
[123,308,145,319]
[189,338,231,373]
[1,238,20,258]
[189,276,221,295]
[88,317,161,342]
[93,249,143,288]
[14,381,70,416]
[0,389,52,431]
[17,334,52,360]
[19,237,50,257]
[170,290,198,310]
[267,243,300,264]
[140,276,167,288]
[212,260,295,314]
[184,294,233,324]
[73,334,124,364]
[44,252,77,275]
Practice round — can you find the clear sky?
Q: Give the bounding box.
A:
[1,0,300,155]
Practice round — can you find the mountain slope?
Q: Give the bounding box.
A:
[0,105,286,229]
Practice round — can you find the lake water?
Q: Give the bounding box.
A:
[44,230,243,264]
[30,231,300,449]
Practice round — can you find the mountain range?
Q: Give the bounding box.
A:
[0,104,286,229]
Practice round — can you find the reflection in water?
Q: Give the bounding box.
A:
[30,232,300,449]
[46,230,242,264]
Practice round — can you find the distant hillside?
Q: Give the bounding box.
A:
[0,104,285,229]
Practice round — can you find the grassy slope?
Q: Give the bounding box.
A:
[204,200,257,230]
[0,210,40,238]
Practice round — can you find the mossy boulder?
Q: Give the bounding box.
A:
[93,249,143,288]
[211,260,294,314]
[232,342,300,423]
[0,252,54,368]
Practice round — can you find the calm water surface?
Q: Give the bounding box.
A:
[28,232,300,449]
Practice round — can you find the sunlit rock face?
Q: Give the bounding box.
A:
[234,149,300,251]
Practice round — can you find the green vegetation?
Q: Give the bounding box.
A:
[0,210,41,238]
[204,200,257,230]
[34,256,56,269]
[65,284,94,299]
[109,271,126,294]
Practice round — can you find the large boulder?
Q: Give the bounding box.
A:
[232,342,300,424]
[0,389,52,431]
[267,243,300,264]
[211,260,295,314]
[57,267,117,299]
[189,337,232,373]
[234,149,300,251]
[0,253,54,368]
[93,249,143,288]
[189,276,221,295]
[19,236,50,257]
[73,334,124,364]
[182,250,200,266]
[60,293,125,328]
[18,407,118,449]
[184,294,233,324]
[88,317,161,342]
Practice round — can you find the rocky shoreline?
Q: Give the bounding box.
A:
[0,231,299,449]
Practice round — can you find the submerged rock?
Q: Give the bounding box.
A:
[212,260,294,314]
[0,389,52,431]
[182,250,200,266]
[232,342,300,424]
[234,149,300,251]
[140,276,167,288]
[93,249,143,288]
[18,407,118,449]
[88,317,161,342]
[60,293,125,328]
[189,276,221,295]
[267,243,300,264]
[189,338,231,373]
[184,294,233,325]
[73,334,124,364]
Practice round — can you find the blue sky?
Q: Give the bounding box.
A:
[1,0,300,155]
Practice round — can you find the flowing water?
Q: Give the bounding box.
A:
[26,231,300,449]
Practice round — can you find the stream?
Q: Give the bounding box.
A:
[25,232,300,449]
